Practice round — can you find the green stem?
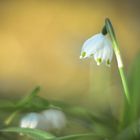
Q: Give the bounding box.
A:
[105,18,131,104]
[105,18,131,129]
[4,110,20,125]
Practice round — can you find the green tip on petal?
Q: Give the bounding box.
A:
[82,51,86,58]
[107,59,110,65]
[97,58,102,65]
[97,58,102,63]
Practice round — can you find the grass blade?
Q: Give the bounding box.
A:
[1,127,56,140]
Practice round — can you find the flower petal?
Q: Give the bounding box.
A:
[80,33,105,59]
[80,32,113,67]
[20,113,39,129]
[94,49,104,65]
[41,109,67,131]
[102,38,113,66]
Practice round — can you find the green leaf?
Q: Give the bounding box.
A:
[16,86,41,108]
[121,53,140,129]
[0,100,16,110]
[128,53,140,123]
[1,127,56,140]
[57,133,104,140]
[21,96,50,112]
[0,86,42,111]
[4,87,45,125]
[113,121,140,140]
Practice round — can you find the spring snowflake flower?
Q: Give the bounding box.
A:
[80,33,113,66]
[41,109,67,131]
[20,113,46,129]
[20,109,67,132]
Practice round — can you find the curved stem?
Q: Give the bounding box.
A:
[105,18,132,129]
[105,18,131,104]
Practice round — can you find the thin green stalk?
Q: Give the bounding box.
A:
[105,18,131,104]
[4,110,20,125]
[104,18,131,129]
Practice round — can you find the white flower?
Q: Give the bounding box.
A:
[20,109,67,132]
[20,113,46,130]
[80,33,113,66]
[41,109,67,131]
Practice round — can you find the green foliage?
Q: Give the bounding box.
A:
[121,53,140,129]
[1,53,140,140]
[128,53,140,122]
[113,123,140,140]
[16,86,41,108]
[0,127,106,140]
[1,127,55,140]
[3,86,50,125]
[0,86,50,112]
[0,100,16,110]
[0,86,114,140]
[114,53,140,139]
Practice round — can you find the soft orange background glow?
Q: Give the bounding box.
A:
[0,0,140,111]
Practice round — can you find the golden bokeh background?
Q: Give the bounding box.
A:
[0,0,140,111]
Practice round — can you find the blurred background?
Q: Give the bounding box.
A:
[0,0,140,114]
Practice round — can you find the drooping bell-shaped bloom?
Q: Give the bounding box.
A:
[80,33,113,66]
[41,109,67,131]
[20,109,67,132]
[20,113,46,129]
